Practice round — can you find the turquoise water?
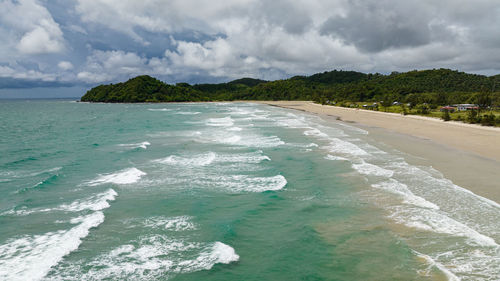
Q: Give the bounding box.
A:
[0,100,499,280]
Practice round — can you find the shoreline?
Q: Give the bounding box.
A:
[256,101,500,160]
[255,101,500,203]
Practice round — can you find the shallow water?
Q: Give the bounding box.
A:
[0,100,498,280]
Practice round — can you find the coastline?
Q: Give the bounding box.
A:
[255,100,500,203]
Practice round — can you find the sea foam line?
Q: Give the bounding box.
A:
[87,168,146,186]
[389,206,497,247]
[0,212,105,281]
[153,151,271,167]
[193,174,287,193]
[352,161,394,178]
[142,216,197,231]
[148,108,175,112]
[153,152,217,167]
[206,117,234,127]
[3,189,117,216]
[118,141,150,149]
[414,251,460,281]
[46,236,238,280]
[372,180,439,210]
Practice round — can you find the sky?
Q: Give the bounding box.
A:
[1,0,500,98]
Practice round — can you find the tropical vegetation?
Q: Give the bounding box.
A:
[80,68,500,126]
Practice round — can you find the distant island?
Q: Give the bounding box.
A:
[81,68,500,126]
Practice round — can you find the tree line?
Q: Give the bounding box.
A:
[80,69,500,108]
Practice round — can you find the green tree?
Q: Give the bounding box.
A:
[480,113,496,126]
[466,109,479,123]
[441,109,451,121]
[416,104,430,114]
[476,92,492,109]
[400,104,409,115]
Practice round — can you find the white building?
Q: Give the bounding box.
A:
[454,104,479,111]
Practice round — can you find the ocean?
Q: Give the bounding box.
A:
[0,100,498,280]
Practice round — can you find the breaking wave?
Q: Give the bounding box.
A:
[87,168,146,186]
[118,141,150,150]
[0,212,105,281]
[46,236,238,280]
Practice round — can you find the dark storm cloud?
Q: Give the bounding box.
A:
[1,0,500,95]
[258,0,313,34]
[320,1,436,52]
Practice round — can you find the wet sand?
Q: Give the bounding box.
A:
[256,101,500,203]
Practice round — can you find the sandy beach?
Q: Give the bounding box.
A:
[256,101,500,203]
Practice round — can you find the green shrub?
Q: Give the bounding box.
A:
[416,104,430,114]
[466,109,479,123]
[480,113,496,126]
[441,110,451,121]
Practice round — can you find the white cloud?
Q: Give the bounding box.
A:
[58,61,74,70]
[0,65,56,81]
[0,0,65,55]
[164,26,369,79]
[74,0,257,41]
[76,71,113,84]
[3,0,500,89]
[18,25,64,55]
[77,50,172,83]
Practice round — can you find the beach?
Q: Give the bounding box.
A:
[258,101,500,203]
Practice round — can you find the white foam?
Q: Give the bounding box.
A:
[207,132,284,148]
[372,180,439,210]
[118,141,150,150]
[47,236,238,280]
[176,111,201,115]
[87,168,146,186]
[325,138,370,156]
[153,151,271,169]
[206,117,234,127]
[0,212,105,281]
[4,189,118,216]
[196,175,287,193]
[288,142,319,148]
[143,216,197,231]
[147,130,202,138]
[352,161,394,177]
[58,189,118,212]
[277,118,310,128]
[229,107,267,116]
[148,108,174,112]
[227,127,243,131]
[324,155,349,161]
[209,242,240,264]
[177,242,239,271]
[238,135,284,148]
[223,135,242,144]
[215,151,271,163]
[414,251,460,281]
[154,152,217,167]
[390,207,497,247]
[244,175,287,192]
[304,128,329,138]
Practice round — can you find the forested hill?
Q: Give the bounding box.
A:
[80,69,500,105]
